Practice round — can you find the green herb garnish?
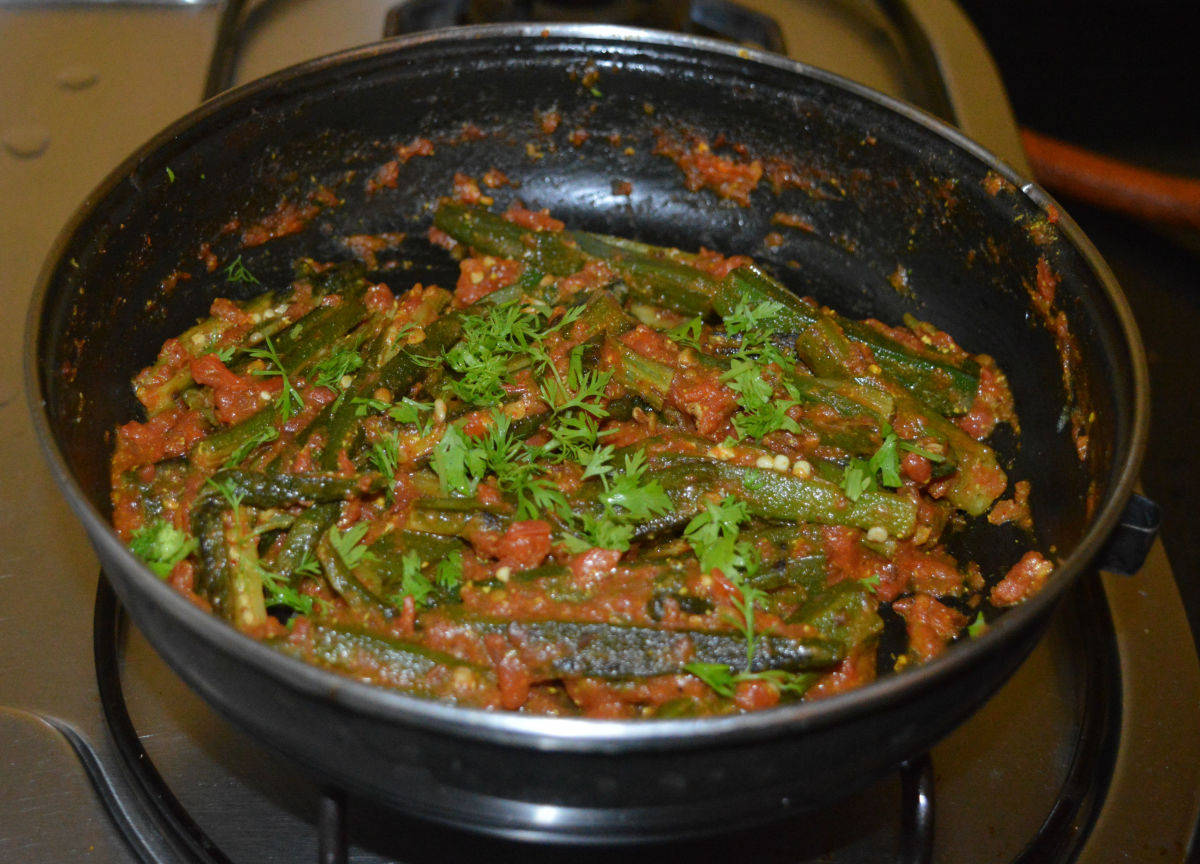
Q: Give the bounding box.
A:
[224,255,259,284]
[247,334,303,420]
[129,520,197,579]
[328,524,375,569]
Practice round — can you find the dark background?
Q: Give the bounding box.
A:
[960,2,1200,653]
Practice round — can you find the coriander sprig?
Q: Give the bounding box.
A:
[841,422,947,501]
[683,497,768,667]
[128,520,198,579]
[719,299,801,441]
[247,334,304,420]
[328,523,375,569]
[685,661,814,699]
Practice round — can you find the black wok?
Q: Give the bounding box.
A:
[27,25,1150,842]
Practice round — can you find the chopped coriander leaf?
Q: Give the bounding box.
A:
[391,550,435,607]
[842,422,939,500]
[434,550,463,593]
[869,428,903,488]
[683,497,750,579]
[369,433,401,499]
[206,475,246,512]
[685,662,814,698]
[723,298,787,341]
[431,424,482,497]
[667,316,704,350]
[444,299,581,407]
[258,565,314,614]
[385,398,435,428]
[292,548,321,578]
[328,523,375,569]
[129,520,197,578]
[580,444,616,482]
[512,473,570,522]
[727,549,768,666]
[224,255,259,284]
[841,457,873,501]
[352,396,391,416]
[224,424,278,468]
[720,315,800,441]
[311,347,365,392]
[561,512,636,553]
[247,334,303,420]
[731,397,800,441]
[684,661,739,697]
[742,469,766,491]
[598,450,672,521]
[542,412,611,466]
[540,345,612,418]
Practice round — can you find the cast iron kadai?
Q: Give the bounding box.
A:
[26,24,1157,843]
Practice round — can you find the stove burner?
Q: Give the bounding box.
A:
[383,0,785,53]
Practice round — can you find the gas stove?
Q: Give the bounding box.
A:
[2,2,1198,862]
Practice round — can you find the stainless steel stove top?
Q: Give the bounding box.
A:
[2,2,1198,862]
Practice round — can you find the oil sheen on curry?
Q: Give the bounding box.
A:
[110,198,1050,718]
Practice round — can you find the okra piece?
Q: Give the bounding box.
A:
[134,290,284,416]
[497,618,844,678]
[271,502,340,579]
[607,338,675,410]
[190,409,280,473]
[433,202,588,276]
[405,498,511,537]
[797,317,1004,516]
[272,623,489,690]
[577,456,918,539]
[192,500,267,630]
[725,265,981,416]
[314,530,386,611]
[193,502,233,617]
[786,581,883,648]
[713,265,814,332]
[573,232,717,316]
[200,469,385,508]
[321,306,464,470]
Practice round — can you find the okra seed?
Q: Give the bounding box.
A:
[433,398,447,422]
[866,526,888,543]
[772,454,790,472]
[791,459,813,479]
[496,566,511,583]
[755,455,774,469]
